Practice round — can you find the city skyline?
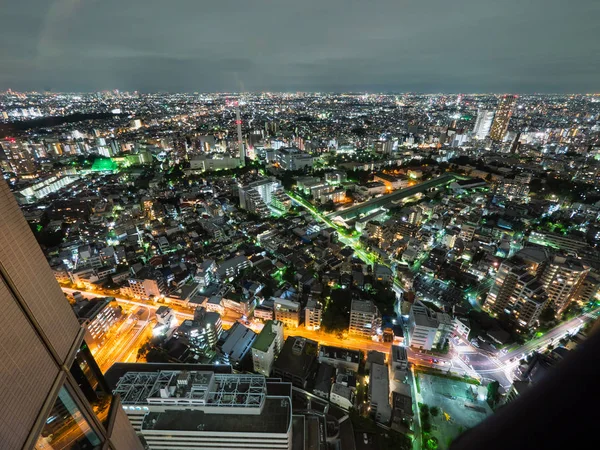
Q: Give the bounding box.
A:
[1,86,599,449]
[1,0,599,93]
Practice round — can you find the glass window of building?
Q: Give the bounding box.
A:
[70,343,113,428]
[35,386,102,450]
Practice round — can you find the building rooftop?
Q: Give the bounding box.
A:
[319,345,360,364]
[391,345,408,363]
[410,301,440,329]
[273,336,318,381]
[113,369,267,408]
[253,320,282,353]
[220,322,257,362]
[369,363,390,408]
[141,396,291,434]
[351,299,379,315]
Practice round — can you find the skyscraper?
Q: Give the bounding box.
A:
[489,95,517,142]
[0,178,142,450]
[472,109,495,140]
[236,103,245,167]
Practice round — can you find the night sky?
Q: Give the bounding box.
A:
[1,0,599,93]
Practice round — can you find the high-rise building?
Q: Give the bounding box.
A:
[349,300,382,338]
[472,109,495,140]
[485,259,550,327]
[0,178,142,450]
[485,260,525,314]
[541,255,589,315]
[489,95,517,142]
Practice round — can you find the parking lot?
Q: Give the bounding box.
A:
[414,275,464,306]
[418,373,492,449]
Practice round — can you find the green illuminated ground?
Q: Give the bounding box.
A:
[91,158,118,172]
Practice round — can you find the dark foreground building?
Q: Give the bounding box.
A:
[0,178,142,450]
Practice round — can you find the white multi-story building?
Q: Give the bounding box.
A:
[113,369,293,450]
[73,297,119,353]
[216,255,251,279]
[472,109,495,140]
[252,320,284,376]
[349,300,382,339]
[408,301,453,350]
[330,383,355,410]
[304,299,322,330]
[275,148,314,170]
[239,178,288,217]
[274,298,301,328]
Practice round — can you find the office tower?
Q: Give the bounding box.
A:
[236,103,245,167]
[0,178,142,450]
[541,255,589,315]
[489,95,517,142]
[111,366,293,449]
[472,109,495,140]
[349,299,382,338]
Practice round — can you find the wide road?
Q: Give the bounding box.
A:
[455,307,600,388]
[499,307,600,364]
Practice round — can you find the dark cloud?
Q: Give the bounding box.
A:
[1,0,599,92]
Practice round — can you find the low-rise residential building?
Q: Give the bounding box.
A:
[274,298,301,328]
[318,345,361,372]
[390,345,409,372]
[217,255,251,279]
[304,298,322,330]
[369,363,392,424]
[330,383,355,410]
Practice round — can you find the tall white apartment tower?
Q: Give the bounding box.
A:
[472,109,495,140]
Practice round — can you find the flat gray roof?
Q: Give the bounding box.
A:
[141,397,291,434]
